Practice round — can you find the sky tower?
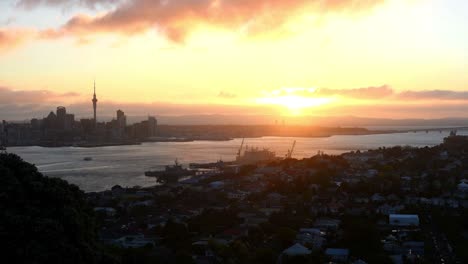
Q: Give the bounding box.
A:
[92,80,98,126]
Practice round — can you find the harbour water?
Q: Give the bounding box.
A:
[8,129,468,192]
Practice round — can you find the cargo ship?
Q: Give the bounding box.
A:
[145,159,196,183]
[234,138,283,165]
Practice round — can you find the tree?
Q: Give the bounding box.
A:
[0,153,114,263]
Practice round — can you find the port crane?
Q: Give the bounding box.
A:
[236,138,245,160]
[285,140,296,159]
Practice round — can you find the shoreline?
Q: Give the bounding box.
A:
[5,127,461,149]
[3,130,398,148]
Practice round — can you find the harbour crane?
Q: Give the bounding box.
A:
[286,140,296,159]
[236,138,245,160]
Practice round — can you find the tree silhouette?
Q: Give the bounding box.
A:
[0,153,115,264]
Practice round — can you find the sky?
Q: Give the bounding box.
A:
[1,0,468,122]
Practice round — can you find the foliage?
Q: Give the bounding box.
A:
[0,153,115,264]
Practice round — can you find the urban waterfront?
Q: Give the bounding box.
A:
[8,129,468,192]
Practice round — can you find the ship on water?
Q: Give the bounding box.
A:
[145,159,196,184]
[236,146,278,165]
[233,138,293,165]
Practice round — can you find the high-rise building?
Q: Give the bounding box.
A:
[56,106,66,129]
[148,116,157,137]
[116,109,126,129]
[92,80,98,127]
[56,106,66,118]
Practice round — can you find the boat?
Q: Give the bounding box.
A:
[189,160,233,169]
[236,146,278,165]
[145,159,197,183]
[231,138,282,165]
[83,157,93,161]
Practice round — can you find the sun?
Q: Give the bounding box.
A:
[257,95,334,115]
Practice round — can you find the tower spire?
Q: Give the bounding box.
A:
[92,79,98,127]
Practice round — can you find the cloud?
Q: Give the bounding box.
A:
[265,86,468,101]
[218,91,237,99]
[1,17,16,26]
[16,0,120,9]
[266,85,394,100]
[2,0,385,49]
[0,86,81,104]
[45,0,385,42]
[0,28,35,52]
[314,85,394,99]
[397,90,468,100]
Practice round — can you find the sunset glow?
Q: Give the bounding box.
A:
[1,0,468,120]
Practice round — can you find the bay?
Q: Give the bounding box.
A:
[7,129,467,192]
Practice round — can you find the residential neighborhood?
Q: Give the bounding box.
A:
[86,135,468,263]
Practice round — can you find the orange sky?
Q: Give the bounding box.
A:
[1,0,468,120]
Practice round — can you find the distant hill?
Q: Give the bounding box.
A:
[6,114,468,129]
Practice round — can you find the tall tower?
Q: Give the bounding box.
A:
[92,80,98,127]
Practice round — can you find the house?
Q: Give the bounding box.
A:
[113,234,155,248]
[352,260,368,264]
[111,185,125,197]
[389,214,419,227]
[458,181,468,192]
[314,218,340,230]
[259,207,282,216]
[227,191,248,200]
[94,207,116,216]
[402,241,424,256]
[282,243,311,256]
[325,248,349,262]
[296,228,325,250]
[192,240,215,258]
[365,169,378,178]
[135,190,152,197]
[266,192,285,207]
[371,193,385,203]
[209,181,224,189]
[242,215,268,227]
[376,204,404,215]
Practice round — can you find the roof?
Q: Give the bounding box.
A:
[389,214,419,219]
[299,228,321,234]
[283,243,311,256]
[325,248,350,256]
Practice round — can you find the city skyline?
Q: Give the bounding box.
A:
[1,0,468,120]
